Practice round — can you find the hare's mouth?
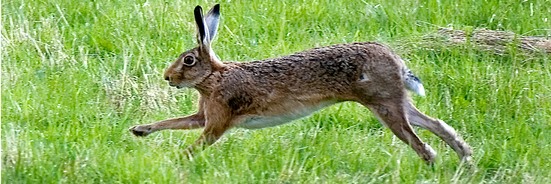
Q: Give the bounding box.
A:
[171,84,184,89]
[171,83,191,89]
[168,83,183,89]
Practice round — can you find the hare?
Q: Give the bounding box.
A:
[129,4,472,164]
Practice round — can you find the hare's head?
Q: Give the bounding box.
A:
[164,4,224,89]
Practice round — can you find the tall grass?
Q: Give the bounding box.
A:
[2,0,551,183]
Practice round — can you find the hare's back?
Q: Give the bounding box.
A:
[215,42,404,115]
[234,42,402,88]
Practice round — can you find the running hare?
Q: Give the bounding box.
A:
[130,4,472,164]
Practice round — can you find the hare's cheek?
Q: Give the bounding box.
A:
[185,68,201,79]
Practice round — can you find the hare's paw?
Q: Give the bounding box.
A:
[129,125,153,137]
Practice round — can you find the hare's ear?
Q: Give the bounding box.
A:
[193,5,224,68]
[194,5,210,46]
[194,4,220,45]
[205,4,220,42]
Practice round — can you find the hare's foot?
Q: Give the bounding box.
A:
[129,125,153,137]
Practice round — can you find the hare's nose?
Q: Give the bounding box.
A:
[164,76,170,81]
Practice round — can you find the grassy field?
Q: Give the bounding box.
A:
[2,0,551,183]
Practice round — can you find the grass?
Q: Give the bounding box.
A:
[2,0,551,183]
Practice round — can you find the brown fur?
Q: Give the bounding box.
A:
[129,4,472,165]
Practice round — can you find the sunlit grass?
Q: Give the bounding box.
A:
[2,0,551,183]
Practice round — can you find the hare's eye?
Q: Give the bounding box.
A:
[182,56,196,66]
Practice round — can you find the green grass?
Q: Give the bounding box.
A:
[2,0,551,183]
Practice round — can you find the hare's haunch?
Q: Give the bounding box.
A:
[130,4,472,165]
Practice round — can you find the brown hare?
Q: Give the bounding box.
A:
[130,4,472,165]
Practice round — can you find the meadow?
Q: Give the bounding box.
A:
[2,0,551,183]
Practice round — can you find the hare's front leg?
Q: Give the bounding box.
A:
[129,113,205,137]
[130,96,207,137]
[184,100,235,158]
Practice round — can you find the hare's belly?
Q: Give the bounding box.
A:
[237,101,336,129]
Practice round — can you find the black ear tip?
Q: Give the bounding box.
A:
[194,5,203,13]
[194,6,203,19]
[213,4,220,13]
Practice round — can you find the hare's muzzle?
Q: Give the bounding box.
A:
[164,76,178,88]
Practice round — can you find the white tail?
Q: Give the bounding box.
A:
[403,69,426,96]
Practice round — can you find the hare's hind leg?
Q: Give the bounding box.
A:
[405,101,473,162]
[363,99,436,164]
